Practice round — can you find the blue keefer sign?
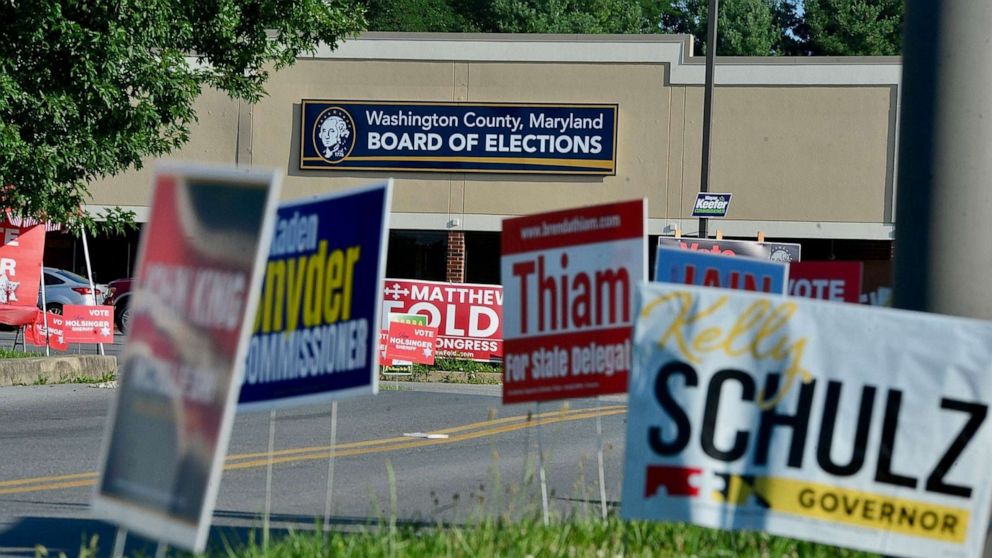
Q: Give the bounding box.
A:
[238,181,392,411]
[299,100,618,175]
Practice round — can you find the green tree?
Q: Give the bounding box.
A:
[0,0,365,230]
[484,0,644,34]
[803,0,902,56]
[661,0,782,56]
[365,0,478,32]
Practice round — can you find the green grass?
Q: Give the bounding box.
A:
[380,358,503,385]
[213,515,880,558]
[0,348,39,359]
[412,358,502,375]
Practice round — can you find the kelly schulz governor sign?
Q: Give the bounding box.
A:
[622,282,992,558]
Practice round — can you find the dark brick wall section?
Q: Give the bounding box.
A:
[446,230,465,283]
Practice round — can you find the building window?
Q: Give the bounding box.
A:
[386,230,447,281]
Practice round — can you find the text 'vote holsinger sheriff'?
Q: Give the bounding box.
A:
[622,282,992,558]
[500,199,646,404]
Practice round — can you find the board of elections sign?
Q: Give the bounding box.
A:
[622,282,992,558]
[300,100,617,175]
[238,182,392,411]
[93,162,280,552]
[501,199,646,404]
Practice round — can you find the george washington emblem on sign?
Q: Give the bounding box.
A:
[312,106,356,163]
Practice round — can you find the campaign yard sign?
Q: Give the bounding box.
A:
[501,199,646,404]
[658,237,801,264]
[622,282,992,558]
[62,304,114,343]
[300,101,617,175]
[691,193,732,218]
[92,162,281,552]
[379,279,502,362]
[379,313,428,366]
[788,261,863,303]
[239,182,392,411]
[385,322,438,365]
[654,246,788,294]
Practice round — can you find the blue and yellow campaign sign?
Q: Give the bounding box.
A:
[299,100,617,175]
[238,181,392,411]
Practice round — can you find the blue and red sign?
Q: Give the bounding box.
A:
[654,245,788,294]
[238,181,393,411]
[300,101,617,175]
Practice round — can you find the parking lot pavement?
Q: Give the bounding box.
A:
[0,330,126,358]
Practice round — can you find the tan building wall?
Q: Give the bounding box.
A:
[87,34,900,241]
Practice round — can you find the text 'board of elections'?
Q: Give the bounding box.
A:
[622,282,992,558]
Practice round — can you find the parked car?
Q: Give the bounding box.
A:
[103,277,133,333]
[39,267,107,315]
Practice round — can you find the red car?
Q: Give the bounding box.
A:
[103,277,133,333]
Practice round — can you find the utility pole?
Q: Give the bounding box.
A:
[893,1,992,320]
[698,0,719,239]
[893,5,992,555]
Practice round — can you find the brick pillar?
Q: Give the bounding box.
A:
[446,231,465,283]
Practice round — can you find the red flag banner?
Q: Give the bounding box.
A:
[24,311,67,351]
[0,215,46,326]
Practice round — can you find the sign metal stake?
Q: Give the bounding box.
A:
[79,228,104,356]
[263,409,276,549]
[111,527,127,558]
[595,397,608,521]
[536,402,550,527]
[323,400,339,532]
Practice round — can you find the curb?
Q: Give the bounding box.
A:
[0,355,118,386]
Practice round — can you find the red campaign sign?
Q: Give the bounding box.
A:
[501,199,646,404]
[24,311,68,351]
[385,322,438,365]
[379,279,502,362]
[62,305,114,343]
[0,216,46,326]
[92,164,279,552]
[788,261,863,303]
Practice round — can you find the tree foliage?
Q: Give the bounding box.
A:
[365,0,478,32]
[366,0,647,34]
[803,0,903,56]
[486,0,644,34]
[661,0,789,55]
[0,0,365,230]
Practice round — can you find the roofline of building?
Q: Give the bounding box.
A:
[309,33,901,85]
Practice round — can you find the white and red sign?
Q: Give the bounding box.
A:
[379,279,502,362]
[385,322,438,365]
[93,162,280,552]
[788,261,863,303]
[62,304,114,343]
[0,214,46,326]
[501,199,646,404]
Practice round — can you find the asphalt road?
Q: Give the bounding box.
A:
[0,382,628,557]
